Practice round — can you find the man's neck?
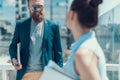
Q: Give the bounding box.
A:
[32,18,44,24]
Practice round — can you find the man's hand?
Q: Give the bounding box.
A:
[12,58,22,70]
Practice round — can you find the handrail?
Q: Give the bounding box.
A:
[0,64,119,71]
[0,63,14,70]
[106,64,119,71]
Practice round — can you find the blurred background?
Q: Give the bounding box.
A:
[0,0,120,80]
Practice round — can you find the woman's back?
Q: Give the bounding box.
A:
[63,31,108,80]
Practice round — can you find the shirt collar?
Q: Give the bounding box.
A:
[31,19,44,26]
[70,31,95,53]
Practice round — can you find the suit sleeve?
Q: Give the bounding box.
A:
[53,24,63,67]
[9,22,20,61]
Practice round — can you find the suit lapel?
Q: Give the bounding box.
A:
[42,19,48,48]
[25,18,31,48]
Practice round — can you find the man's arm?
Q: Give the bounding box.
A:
[53,24,63,67]
[9,22,20,62]
[9,22,22,70]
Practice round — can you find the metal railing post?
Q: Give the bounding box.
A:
[118,53,120,80]
[2,70,7,80]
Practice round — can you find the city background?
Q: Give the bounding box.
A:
[0,0,120,80]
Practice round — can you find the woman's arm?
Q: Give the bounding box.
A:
[74,48,100,80]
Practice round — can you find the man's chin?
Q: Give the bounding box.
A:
[33,18,43,23]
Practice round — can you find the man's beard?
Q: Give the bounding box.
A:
[31,11,44,23]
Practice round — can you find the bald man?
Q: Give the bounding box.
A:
[9,0,63,80]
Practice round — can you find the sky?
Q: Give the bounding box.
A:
[0,0,15,6]
[0,0,15,26]
[0,0,4,4]
[99,0,120,16]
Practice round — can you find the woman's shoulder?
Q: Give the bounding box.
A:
[81,37,98,50]
[77,37,104,61]
[75,47,97,60]
[74,47,98,75]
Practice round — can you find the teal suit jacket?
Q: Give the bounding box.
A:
[9,18,63,80]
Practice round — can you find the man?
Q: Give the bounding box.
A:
[9,0,63,80]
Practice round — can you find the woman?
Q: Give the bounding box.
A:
[63,0,108,80]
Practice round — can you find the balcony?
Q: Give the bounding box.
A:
[0,63,15,80]
[0,63,120,80]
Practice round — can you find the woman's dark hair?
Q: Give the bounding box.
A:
[27,0,29,4]
[71,0,103,28]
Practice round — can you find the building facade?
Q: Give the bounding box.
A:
[15,0,29,20]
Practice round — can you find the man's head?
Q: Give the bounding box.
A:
[28,0,44,23]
